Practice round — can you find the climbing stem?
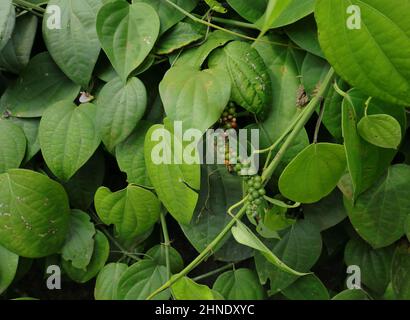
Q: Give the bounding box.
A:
[192,263,235,282]
[13,0,45,13]
[160,211,171,280]
[207,16,259,30]
[262,68,335,183]
[146,204,248,300]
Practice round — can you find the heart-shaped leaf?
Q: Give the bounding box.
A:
[344,237,394,294]
[117,260,169,300]
[208,41,272,115]
[174,30,235,69]
[346,164,410,249]
[96,1,160,83]
[254,219,322,293]
[155,21,203,55]
[0,169,70,258]
[39,101,101,181]
[213,269,266,300]
[279,143,347,204]
[0,0,15,51]
[62,230,109,283]
[315,0,410,106]
[96,77,147,152]
[144,245,184,274]
[172,276,222,300]
[0,244,18,295]
[61,209,96,270]
[94,184,161,240]
[0,120,26,174]
[159,66,231,133]
[134,0,199,34]
[0,14,38,74]
[342,89,406,198]
[144,123,200,225]
[94,262,128,300]
[43,0,103,87]
[0,52,80,118]
[282,274,330,300]
[357,114,402,149]
[115,121,152,187]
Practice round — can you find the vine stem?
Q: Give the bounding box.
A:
[192,263,235,282]
[160,210,171,280]
[146,204,248,300]
[262,68,336,183]
[206,16,259,30]
[13,0,45,13]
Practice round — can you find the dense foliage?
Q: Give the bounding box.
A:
[0,0,409,300]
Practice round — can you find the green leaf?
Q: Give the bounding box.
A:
[155,22,203,55]
[172,276,222,300]
[213,269,266,300]
[117,260,170,300]
[0,244,19,295]
[0,120,26,174]
[344,237,394,294]
[347,164,410,248]
[232,220,306,277]
[115,121,152,187]
[282,274,330,300]
[94,262,128,300]
[315,0,410,106]
[285,15,324,58]
[7,117,40,163]
[0,169,70,258]
[303,189,347,231]
[145,245,184,274]
[0,14,37,74]
[39,101,101,181]
[332,289,369,300]
[96,1,160,83]
[181,165,253,262]
[257,0,315,30]
[96,77,147,152]
[95,185,161,241]
[0,52,80,118]
[62,230,109,283]
[133,0,199,34]
[226,0,268,23]
[342,89,406,198]
[144,123,200,225]
[392,243,410,300]
[62,150,105,210]
[208,41,272,115]
[43,0,103,87]
[159,66,231,133]
[174,30,235,69]
[61,210,96,270]
[254,219,322,293]
[357,114,402,149]
[279,143,347,204]
[0,0,15,51]
[254,35,309,174]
